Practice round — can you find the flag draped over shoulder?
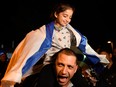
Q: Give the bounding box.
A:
[78,35,109,65]
[1,21,109,87]
[1,22,54,84]
[67,24,109,65]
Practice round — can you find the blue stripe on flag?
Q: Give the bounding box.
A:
[22,22,54,75]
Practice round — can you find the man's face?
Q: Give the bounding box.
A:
[0,53,6,62]
[55,53,78,87]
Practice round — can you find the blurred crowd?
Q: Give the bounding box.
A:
[80,42,116,87]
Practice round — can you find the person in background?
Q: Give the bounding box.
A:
[1,2,109,87]
[80,62,98,87]
[0,49,9,85]
[112,47,116,62]
[96,45,116,87]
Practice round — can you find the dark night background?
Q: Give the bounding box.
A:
[0,0,115,51]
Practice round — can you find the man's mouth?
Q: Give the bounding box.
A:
[58,76,68,83]
[58,77,68,83]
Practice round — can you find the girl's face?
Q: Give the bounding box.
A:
[54,9,73,27]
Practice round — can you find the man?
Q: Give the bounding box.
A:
[0,50,9,83]
[96,46,116,87]
[22,48,89,87]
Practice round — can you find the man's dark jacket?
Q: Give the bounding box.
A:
[19,64,90,87]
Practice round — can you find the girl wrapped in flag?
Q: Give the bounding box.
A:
[1,2,109,87]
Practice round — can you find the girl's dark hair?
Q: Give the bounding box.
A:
[50,2,75,20]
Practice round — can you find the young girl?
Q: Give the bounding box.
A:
[1,2,109,87]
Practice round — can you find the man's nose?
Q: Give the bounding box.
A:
[62,67,68,74]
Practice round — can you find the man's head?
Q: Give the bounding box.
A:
[52,48,78,87]
[98,45,113,62]
[0,50,7,62]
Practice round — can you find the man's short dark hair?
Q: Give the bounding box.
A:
[51,48,78,65]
